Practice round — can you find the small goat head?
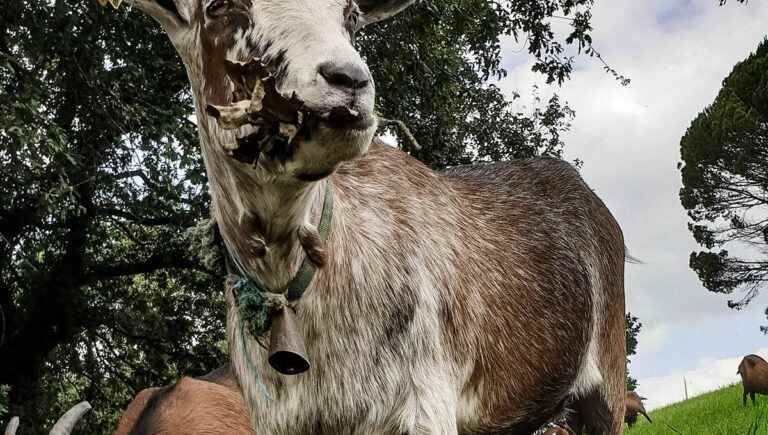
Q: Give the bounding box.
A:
[131,0,416,179]
[624,391,651,427]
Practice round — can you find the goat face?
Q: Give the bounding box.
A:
[132,0,415,179]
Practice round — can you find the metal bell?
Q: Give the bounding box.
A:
[268,307,310,375]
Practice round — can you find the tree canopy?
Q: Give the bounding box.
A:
[679,39,768,319]
[0,0,612,431]
[625,313,642,391]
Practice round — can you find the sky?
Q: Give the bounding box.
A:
[495,0,768,410]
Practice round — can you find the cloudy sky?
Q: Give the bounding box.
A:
[495,0,768,410]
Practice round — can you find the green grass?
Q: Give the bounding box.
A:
[625,384,768,434]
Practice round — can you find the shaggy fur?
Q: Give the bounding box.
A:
[130,0,627,433]
[222,143,627,434]
[738,354,768,406]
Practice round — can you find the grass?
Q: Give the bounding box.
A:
[625,384,768,434]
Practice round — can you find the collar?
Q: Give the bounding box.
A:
[281,180,334,301]
[229,180,333,337]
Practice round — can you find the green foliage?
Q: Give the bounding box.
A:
[679,38,768,315]
[626,313,642,391]
[0,0,611,432]
[359,0,610,168]
[0,0,224,430]
[0,385,9,421]
[625,384,768,434]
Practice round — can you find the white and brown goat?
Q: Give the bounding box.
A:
[128,0,627,433]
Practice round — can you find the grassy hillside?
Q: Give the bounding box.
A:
[625,384,768,434]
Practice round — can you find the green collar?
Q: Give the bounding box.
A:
[282,180,334,301]
[231,181,333,337]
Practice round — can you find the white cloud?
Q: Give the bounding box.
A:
[638,323,670,355]
[636,348,768,410]
[497,0,768,379]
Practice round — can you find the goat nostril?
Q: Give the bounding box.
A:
[318,61,370,90]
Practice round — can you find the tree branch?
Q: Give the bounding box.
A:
[85,251,212,281]
[110,169,159,190]
[105,216,150,247]
[95,207,196,227]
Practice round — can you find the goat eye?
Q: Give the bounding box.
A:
[206,0,229,17]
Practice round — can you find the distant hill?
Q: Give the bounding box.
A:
[625,384,767,434]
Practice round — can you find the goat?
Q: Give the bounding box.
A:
[3,401,90,435]
[623,391,651,427]
[114,364,253,434]
[738,354,768,406]
[126,0,628,433]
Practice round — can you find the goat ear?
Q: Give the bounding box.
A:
[358,0,417,26]
[132,0,193,31]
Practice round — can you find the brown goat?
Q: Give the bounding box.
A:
[128,0,628,432]
[114,365,254,434]
[623,391,651,427]
[738,354,768,406]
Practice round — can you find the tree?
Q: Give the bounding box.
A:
[0,1,226,430]
[679,39,768,318]
[1,0,612,431]
[362,0,623,169]
[625,313,642,391]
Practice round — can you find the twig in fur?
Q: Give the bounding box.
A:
[377,116,421,151]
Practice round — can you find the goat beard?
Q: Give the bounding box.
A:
[205,57,360,167]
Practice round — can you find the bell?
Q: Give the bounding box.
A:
[268,307,310,375]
